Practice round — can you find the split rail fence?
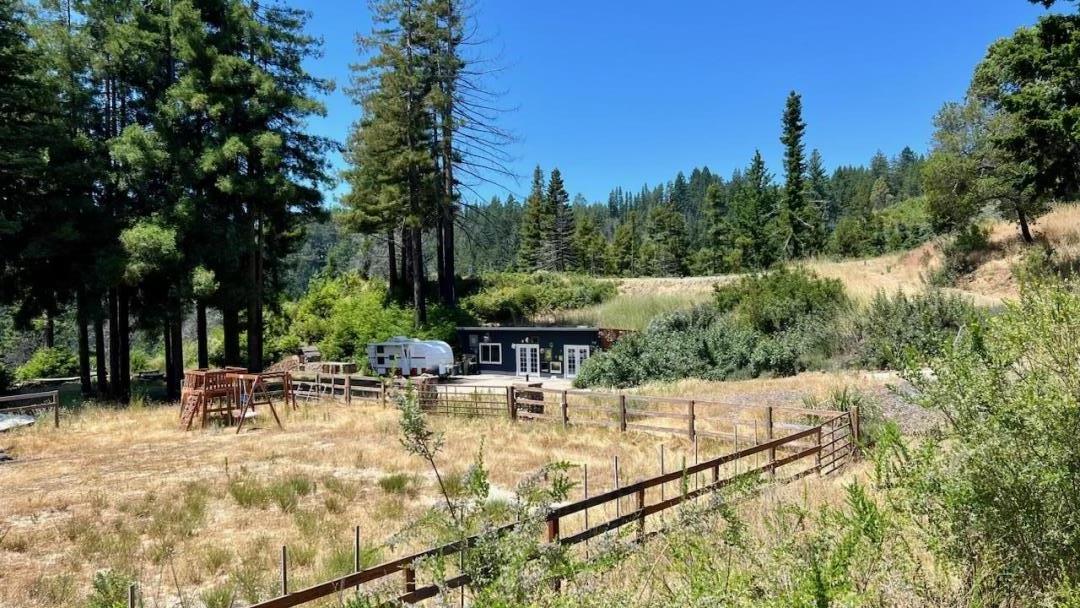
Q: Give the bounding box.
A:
[0,390,60,428]
[237,375,857,608]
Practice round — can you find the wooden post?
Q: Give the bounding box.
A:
[816,426,823,474]
[583,463,590,557]
[613,455,621,517]
[618,394,627,432]
[635,487,646,542]
[380,380,387,407]
[545,516,561,591]
[851,406,861,458]
[127,583,136,608]
[693,436,700,490]
[53,392,59,428]
[281,545,288,595]
[687,399,695,439]
[560,390,569,428]
[766,406,776,479]
[344,375,352,404]
[404,565,416,593]
[659,445,665,501]
[507,386,517,421]
[354,525,361,573]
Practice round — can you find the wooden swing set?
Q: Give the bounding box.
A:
[179,368,296,433]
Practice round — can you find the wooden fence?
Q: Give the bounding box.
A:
[0,390,60,428]
[243,408,854,608]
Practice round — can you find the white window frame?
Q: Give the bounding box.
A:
[478,342,502,365]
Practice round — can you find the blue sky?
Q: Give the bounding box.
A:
[291,0,1056,205]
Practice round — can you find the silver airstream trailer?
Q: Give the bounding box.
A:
[367,337,454,377]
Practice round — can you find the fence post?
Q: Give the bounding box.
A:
[281,545,288,595]
[53,392,59,428]
[613,455,621,517]
[404,564,416,593]
[380,380,387,407]
[127,583,136,608]
[687,399,695,440]
[618,394,627,432]
[354,525,361,573]
[344,375,352,404]
[659,445,665,501]
[851,406,861,458]
[636,487,646,542]
[507,387,517,421]
[766,406,776,479]
[560,390,569,428]
[816,426,823,475]
[545,515,561,591]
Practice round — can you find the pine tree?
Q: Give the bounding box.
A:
[698,182,729,273]
[777,91,809,259]
[571,212,606,274]
[517,165,545,270]
[728,151,777,270]
[807,149,834,226]
[544,168,574,271]
[608,211,639,276]
[641,202,687,276]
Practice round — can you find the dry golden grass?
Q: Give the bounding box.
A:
[0,399,729,608]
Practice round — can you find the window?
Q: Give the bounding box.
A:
[479,343,502,364]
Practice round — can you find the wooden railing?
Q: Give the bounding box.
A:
[0,390,60,428]
[243,409,854,608]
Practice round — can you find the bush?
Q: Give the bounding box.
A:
[897,279,1080,599]
[15,346,78,381]
[460,272,616,324]
[86,570,136,608]
[852,289,980,369]
[276,273,464,363]
[576,269,847,388]
[713,266,848,334]
[931,222,991,285]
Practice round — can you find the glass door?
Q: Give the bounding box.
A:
[516,344,540,376]
[563,345,590,378]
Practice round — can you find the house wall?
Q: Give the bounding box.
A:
[456,328,601,377]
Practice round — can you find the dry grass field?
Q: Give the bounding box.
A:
[0,395,781,608]
[0,368,885,608]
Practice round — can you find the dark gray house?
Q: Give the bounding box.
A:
[456,326,601,378]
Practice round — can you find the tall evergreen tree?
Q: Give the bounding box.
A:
[517,165,545,270]
[543,167,573,271]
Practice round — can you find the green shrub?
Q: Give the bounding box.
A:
[897,279,1080,599]
[713,266,848,334]
[575,270,846,388]
[932,222,991,285]
[377,472,417,497]
[276,273,464,362]
[86,570,137,608]
[15,346,78,381]
[852,289,980,369]
[460,272,616,323]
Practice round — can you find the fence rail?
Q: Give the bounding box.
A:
[245,408,853,608]
[0,390,60,428]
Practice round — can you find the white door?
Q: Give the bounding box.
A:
[563,345,591,379]
[516,344,540,376]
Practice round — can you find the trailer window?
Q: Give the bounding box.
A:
[479,343,502,364]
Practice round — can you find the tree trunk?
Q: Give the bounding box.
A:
[386,228,398,296]
[108,287,120,400]
[76,291,91,398]
[411,225,426,325]
[247,216,264,373]
[164,321,175,399]
[1018,205,1034,244]
[170,309,184,400]
[436,215,446,302]
[117,286,130,403]
[94,310,108,397]
[44,312,55,348]
[401,227,413,302]
[196,301,208,368]
[442,203,456,306]
[223,305,240,367]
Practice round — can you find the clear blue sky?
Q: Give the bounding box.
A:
[291,0,1056,205]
